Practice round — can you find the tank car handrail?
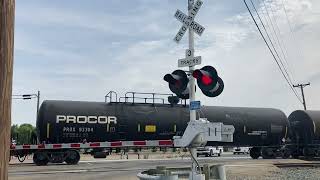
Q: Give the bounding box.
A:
[124,92,174,105]
[125,92,174,96]
[118,96,165,104]
[105,91,118,103]
[119,96,129,103]
[107,91,188,106]
[124,92,135,104]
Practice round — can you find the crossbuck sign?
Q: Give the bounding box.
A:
[173,0,205,43]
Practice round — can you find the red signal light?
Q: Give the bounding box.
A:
[201,75,213,85]
[193,66,223,97]
[192,71,201,79]
[174,81,182,88]
[163,70,189,99]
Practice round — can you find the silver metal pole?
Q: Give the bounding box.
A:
[188,0,198,178]
[188,1,196,122]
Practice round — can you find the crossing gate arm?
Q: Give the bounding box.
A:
[10,140,174,151]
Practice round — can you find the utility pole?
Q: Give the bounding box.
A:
[36,90,40,118]
[0,0,15,180]
[293,83,310,110]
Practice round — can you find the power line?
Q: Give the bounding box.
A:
[249,0,294,87]
[262,0,296,84]
[249,0,302,103]
[281,0,305,73]
[251,0,294,87]
[256,1,280,61]
[260,0,296,84]
[243,0,303,104]
[257,0,278,53]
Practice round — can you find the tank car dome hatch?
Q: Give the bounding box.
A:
[288,110,320,145]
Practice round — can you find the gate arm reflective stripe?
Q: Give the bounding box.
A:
[10,140,174,150]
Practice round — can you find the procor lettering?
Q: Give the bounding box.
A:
[56,115,117,124]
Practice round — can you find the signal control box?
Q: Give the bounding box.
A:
[173,118,234,147]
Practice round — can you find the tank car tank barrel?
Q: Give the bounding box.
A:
[37,100,289,148]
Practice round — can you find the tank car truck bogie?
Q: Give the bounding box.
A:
[64,150,81,165]
[280,147,291,159]
[249,147,261,159]
[33,151,49,166]
[261,147,280,159]
[249,146,285,159]
[287,110,320,159]
[32,149,80,166]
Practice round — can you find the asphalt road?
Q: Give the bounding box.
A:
[9,153,251,180]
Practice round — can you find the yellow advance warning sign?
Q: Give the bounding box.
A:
[145,125,156,133]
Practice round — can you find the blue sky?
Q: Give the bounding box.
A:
[12,0,320,125]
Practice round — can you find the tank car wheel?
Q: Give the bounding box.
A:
[281,148,291,159]
[33,151,49,166]
[303,147,316,158]
[249,147,261,159]
[261,148,276,159]
[291,150,300,159]
[65,150,80,165]
[209,150,214,157]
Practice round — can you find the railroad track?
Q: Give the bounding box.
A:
[274,162,320,168]
[9,166,145,176]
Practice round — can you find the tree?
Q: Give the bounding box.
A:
[11,124,18,142]
[11,124,37,145]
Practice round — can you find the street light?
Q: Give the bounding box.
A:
[12,91,40,119]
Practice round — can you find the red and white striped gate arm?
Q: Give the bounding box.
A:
[10,140,173,150]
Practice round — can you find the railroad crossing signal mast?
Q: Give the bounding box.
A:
[165,1,234,180]
[174,0,205,124]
